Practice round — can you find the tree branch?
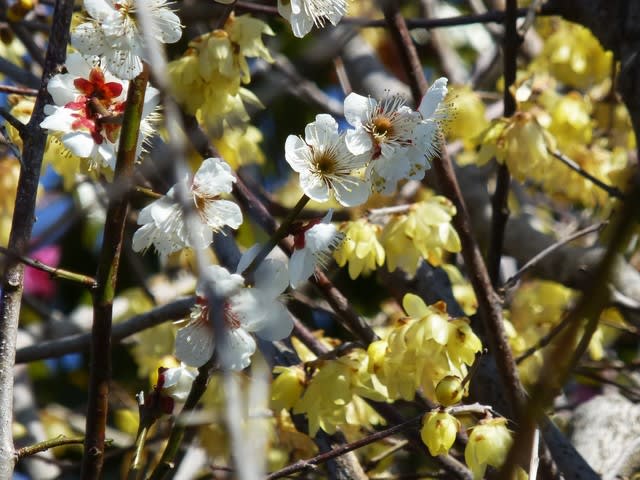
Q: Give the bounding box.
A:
[0,0,73,476]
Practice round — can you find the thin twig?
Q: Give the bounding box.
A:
[15,296,195,364]
[0,245,96,288]
[0,84,38,96]
[0,107,27,138]
[0,0,74,476]
[488,0,519,285]
[16,436,85,460]
[529,428,540,480]
[502,222,607,291]
[548,148,626,199]
[81,66,150,480]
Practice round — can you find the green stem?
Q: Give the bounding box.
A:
[128,418,152,480]
[15,435,84,460]
[0,245,96,287]
[81,65,150,480]
[146,360,213,480]
[242,194,310,277]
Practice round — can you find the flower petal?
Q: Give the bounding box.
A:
[175,319,215,368]
[418,77,448,119]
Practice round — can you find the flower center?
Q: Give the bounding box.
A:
[224,302,241,330]
[372,116,393,138]
[314,149,337,175]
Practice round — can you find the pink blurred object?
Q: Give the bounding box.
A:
[23,245,61,299]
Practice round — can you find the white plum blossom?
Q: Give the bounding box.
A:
[343,78,449,194]
[175,251,292,370]
[277,0,347,38]
[289,210,344,288]
[132,157,243,259]
[285,114,371,207]
[40,53,159,170]
[72,0,182,80]
[158,364,196,402]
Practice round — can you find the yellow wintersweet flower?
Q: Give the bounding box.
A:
[465,417,513,480]
[539,21,612,89]
[271,365,306,411]
[421,411,460,456]
[548,92,593,153]
[445,85,488,148]
[198,14,273,84]
[477,112,555,183]
[333,219,385,279]
[381,196,461,275]
[0,157,21,246]
[213,125,266,169]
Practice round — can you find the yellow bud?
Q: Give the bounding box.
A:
[7,0,34,22]
[421,411,460,456]
[465,417,513,480]
[435,375,464,406]
[271,365,305,411]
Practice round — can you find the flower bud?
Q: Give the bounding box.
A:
[420,411,459,456]
[435,375,464,406]
[271,366,305,411]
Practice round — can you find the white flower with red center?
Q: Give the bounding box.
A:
[343,78,449,194]
[40,53,159,170]
[72,0,182,80]
[278,0,347,38]
[285,114,371,207]
[132,157,243,259]
[289,210,344,288]
[175,254,291,370]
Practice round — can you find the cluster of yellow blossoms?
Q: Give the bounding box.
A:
[334,193,462,278]
[168,13,272,137]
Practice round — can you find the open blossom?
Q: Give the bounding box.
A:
[72,0,182,80]
[132,157,242,258]
[40,53,159,171]
[175,252,292,370]
[277,0,347,38]
[343,78,448,194]
[289,210,344,288]
[285,114,371,206]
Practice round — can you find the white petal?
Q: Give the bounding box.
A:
[255,258,289,297]
[418,77,448,118]
[305,222,338,253]
[305,114,339,148]
[218,328,256,371]
[202,199,243,231]
[284,135,312,173]
[289,248,316,288]
[197,265,244,298]
[105,48,143,80]
[47,75,77,106]
[289,11,314,38]
[71,22,107,56]
[175,319,215,368]
[83,0,115,21]
[300,173,330,202]
[343,93,374,126]
[154,8,183,43]
[332,176,371,207]
[40,106,74,131]
[255,301,293,341]
[236,244,262,275]
[61,131,98,158]
[193,157,236,196]
[345,129,373,156]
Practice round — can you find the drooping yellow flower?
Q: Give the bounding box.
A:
[477,112,556,183]
[548,92,593,153]
[213,125,266,169]
[445,85,488,148]
[538,21,613,89]
[465,417,513,480]
[333,219,385,279]
[421,411,460,456]
[271,365,306,411]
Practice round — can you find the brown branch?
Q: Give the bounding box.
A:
[0,107,27,138]
[0,0,74,476]
[502,222,607,291]
[488,0,519,285]
[81,66,150,480]
[15,296,195,364]
[0,84,38,96]
[548,149,626,199]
